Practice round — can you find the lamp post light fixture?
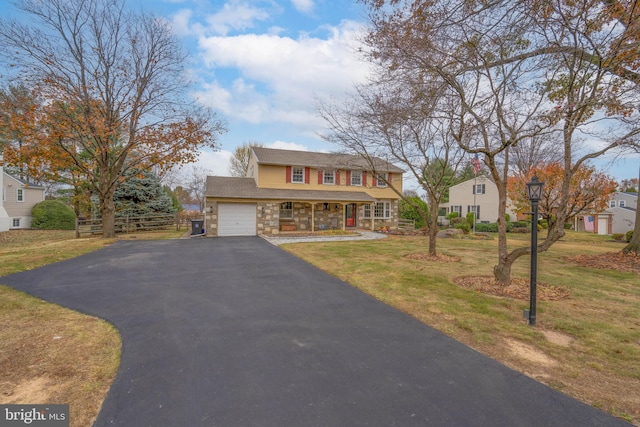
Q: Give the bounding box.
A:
[525,173,544,326]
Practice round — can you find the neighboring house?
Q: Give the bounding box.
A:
[605,191,637,234]
[439,175,517,224]
[1,157,46,230]
[204,147,404,236]
[0,154,9,231]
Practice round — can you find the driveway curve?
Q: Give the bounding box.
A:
[2,237,628,426]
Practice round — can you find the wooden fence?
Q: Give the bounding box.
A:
[76,214,177,237]
[397,218,416,230]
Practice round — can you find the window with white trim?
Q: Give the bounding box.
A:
[610,200,616,208]
[280,201,293,219]
[473,184,485,194]
[17,189,24,202]
[13,218,21,227]
[467,205,480,220]
[363,202,391,219]
[620,200,626,207]
[376,173,387,187]
[323,170,335,185]
[292,167,304,183]
[451,205,462,216]
[351,171,362,186]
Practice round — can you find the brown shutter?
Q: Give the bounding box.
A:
[286,166,291,183]
[336,170,341,185]
[387,173,392,185]
[346,170,351,186]
[373,174,378,187]
[362,171,367,186]
[305,167,310,184]
[318,170,323,185]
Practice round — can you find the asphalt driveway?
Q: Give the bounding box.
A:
[1,237,628,426]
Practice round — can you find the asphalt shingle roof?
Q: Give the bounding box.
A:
[206,176,376,202]
[251,147,404,173]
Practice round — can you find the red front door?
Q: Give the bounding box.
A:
[346,203,356,227]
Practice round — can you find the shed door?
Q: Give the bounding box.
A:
[218,203,257,236]
[597,216,608,235]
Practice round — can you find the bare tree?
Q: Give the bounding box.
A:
[361,0,640,284]
[320,77,467,256]
[229,141,263,177]
[0,0,226,237]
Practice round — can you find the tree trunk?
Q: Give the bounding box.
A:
[100,194,116,238]
[427,193,439,256]
[622,165,640,255]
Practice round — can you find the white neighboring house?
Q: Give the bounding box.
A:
[439,175,517,224]
[605,191,638,235]
[1,155,45,230]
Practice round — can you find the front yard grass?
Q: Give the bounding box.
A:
[283,231,640,425]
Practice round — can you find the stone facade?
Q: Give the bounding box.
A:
[205,200,399,236]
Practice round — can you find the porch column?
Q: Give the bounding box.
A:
[371,203,375,231]
[311,203,315,232]
[342,203,346,231]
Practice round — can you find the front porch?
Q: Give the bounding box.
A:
[269,200,398,234]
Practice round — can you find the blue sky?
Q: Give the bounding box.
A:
[1,0,638,188]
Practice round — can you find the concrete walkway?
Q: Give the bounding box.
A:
[261,230,388,245]
[1,237,629,426]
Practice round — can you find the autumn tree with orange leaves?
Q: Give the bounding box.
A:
[360,0,640,284]
[507,163,618,230]
[0,0,226,237]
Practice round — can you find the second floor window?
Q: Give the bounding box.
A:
[610,200,616,208]
[351,171,362,186]
[323,170,335,185]
[292,167,304,183]
[17,189,24,202]
[473,184,485,194]
[376,173,387,187]
[620,200,626,207]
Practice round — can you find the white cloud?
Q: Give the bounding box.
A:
[291,0,314,14]
[197,20,371,130]
[268,141,310,151]
[194,149,234,176]
[205,0,271,36]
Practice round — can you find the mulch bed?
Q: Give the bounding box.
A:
[564,252,640,275]
[454,276,571,301]
[403,253,461,262]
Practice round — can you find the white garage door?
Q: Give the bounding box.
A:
[597,216,608,235]
[218,203,257,236]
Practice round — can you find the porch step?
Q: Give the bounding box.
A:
[280,224,297,231]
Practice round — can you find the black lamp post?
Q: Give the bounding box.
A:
[525,173,544,326]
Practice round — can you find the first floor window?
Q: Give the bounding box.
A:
[467,205,480,220]
[17,188,24,202]
[292,167,304,183]
[451,205,462,216]
[363,201,391,219]
[13,218,20,227]
[280,201,293,219]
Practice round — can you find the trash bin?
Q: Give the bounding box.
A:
[190,219,204,236]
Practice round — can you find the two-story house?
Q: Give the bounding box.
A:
[1,154,46,230]
[605,191,638,234]
[204,147,404,236]
[439,175,517,224]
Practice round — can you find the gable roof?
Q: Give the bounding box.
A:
[251,147,404,174]
[206,176,376,203]
[2,171,44,189]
